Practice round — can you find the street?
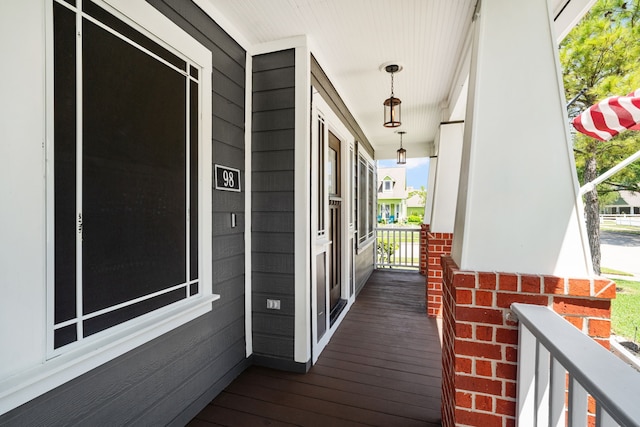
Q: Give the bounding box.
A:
[601,231,640,277]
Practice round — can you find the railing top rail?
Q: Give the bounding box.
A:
[512,303,640,427]
[375,225,421,230]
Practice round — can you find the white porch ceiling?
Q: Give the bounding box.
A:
[199,0,594,160]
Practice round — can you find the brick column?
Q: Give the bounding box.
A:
[426,230,453,318]
[440,256,615,427]
[420,223,429,276]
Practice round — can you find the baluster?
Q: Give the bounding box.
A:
[549,357,566,427]
[536,342,551,426]
[568,376,588,426]
[517,324,537,425]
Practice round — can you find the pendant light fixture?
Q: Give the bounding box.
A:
[383,64,402,128]
[396,131,407,164]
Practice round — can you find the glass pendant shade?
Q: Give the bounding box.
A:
[384,96,401,128]
[397,146,406,164]
[396,130,407,164]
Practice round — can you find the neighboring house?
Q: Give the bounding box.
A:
[406,190,426,219]
[377,167,407,223]
[601,190,640,214]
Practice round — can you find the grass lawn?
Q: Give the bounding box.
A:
[611,279,640,342]
[600,223,640,234]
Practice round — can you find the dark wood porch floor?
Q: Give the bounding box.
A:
[188,270,442,426]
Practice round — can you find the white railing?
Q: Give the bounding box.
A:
[512,303,640,427]
[375,225,421,270]
[600,214,640,227]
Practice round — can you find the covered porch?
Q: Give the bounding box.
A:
[190,270,442,426]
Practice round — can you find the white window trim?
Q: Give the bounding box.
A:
[0,0,214,415]
[383,179,392,192]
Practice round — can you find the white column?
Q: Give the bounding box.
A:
[450,0,592,277]
[424,157,437,224]
[429,123,464,233]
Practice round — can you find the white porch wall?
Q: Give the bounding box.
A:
[451,0,592,276]
[0,0,47,379]
[429,123,464,233]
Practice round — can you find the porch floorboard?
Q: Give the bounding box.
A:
[188,270,442,426]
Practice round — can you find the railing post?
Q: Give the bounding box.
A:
[517,323,536,425]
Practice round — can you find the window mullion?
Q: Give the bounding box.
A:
[75,0,84,342]
[185,74,190,296]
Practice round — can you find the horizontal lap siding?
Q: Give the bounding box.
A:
[252,49,296,363]
[0,2,248,425]
[355,243,375,295]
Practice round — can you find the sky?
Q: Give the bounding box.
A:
[377,157,430,189]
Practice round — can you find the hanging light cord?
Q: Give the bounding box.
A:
[390,71,395,98]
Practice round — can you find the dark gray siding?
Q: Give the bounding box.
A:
[251,49,297,367]
[355,242,375,295]
[0,2,247,425]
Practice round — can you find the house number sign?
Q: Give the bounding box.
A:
[214,165,241,192]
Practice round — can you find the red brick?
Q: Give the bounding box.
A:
[521,275,541,293]
[455,340,502,359]
[588,318,611,338]
[475,359,493,376]
[588,395,596,414]
[475,394,494,412]
[476,290,493,307]
[455,408,502,427]
[505,380,517,398]
[456,322,473,339]
[456,374,503,395]
[455,272,477,288]
[497,293,548,309]
[499,273,518,291]
[504,417,516,427]
[594,279,616,299]
[456,391,472,408]
[553,297,610,317]
[456,306,504,325]
[496,327,518,345]
[455,356,473,374]
[568,278,592,297]
[563,315,584,331]
[496,398,516,416]
[479,272,497,290]
[496,362,517,380]
[505,345,518,363]
[476,325,494,341]
[456,289,473,305]
[544,276,565,294]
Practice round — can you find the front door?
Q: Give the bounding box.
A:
[328,131,343,322]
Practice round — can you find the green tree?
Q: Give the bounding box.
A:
[560,0,640,274]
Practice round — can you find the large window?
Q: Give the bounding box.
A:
[50,0,213,354]
[357,152,375,246]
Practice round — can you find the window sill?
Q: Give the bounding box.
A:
[0,294,219,416]
[357,237,375,254]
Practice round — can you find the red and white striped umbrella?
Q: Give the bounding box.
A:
[572,89,640,141]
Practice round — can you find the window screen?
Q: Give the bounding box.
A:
[53,0,201,349]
